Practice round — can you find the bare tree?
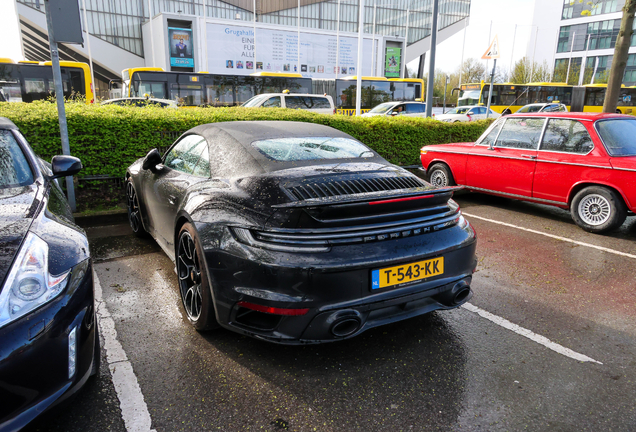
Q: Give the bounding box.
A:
[459,58,487,83]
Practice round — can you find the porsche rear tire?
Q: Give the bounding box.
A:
[177,223,219,331]
[571,186,627,234]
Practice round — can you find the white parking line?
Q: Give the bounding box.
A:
[462,303,602,364]
[94,272,157,432]
[463,212,636,260]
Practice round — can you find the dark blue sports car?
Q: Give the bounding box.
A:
[0,118,99,429]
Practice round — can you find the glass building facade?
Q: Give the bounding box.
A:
[557,0,636,85]
[18,0,470,58]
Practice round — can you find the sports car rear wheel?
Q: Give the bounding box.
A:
[126,180,148,238]
[177,223,218,331]
[427,163,455,187]
[571,186,626,233]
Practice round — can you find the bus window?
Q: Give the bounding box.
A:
[24,78,47,101]
[414,83,422,100]
[369,81,391,107]
[137,82,167,99]
[207,75,234,106]
[234,76,258,105]
[171,84,203,106]
[585,88,605,106]
[0,80,22,102]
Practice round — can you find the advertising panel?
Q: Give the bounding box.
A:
[384,47,401,78]
[169,27,194,68]
[206,23,375,78]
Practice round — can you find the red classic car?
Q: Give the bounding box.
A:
[420,112,636,233]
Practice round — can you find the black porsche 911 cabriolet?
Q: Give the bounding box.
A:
[126,121,477,344]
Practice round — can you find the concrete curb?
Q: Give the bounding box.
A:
[74,209,128,228]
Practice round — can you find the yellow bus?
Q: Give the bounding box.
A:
[0,58,94,103]
[110,67,425,113]
[457,81,636,115]
[110,68,312,106]
[314,76,425,115]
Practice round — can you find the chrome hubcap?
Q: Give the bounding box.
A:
[126,182,141,232]
[578,194,611,226]
[177,232,203,320]
[430,170,448,187]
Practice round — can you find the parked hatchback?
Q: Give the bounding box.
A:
[242,93,335,114]
[420,112,636,233]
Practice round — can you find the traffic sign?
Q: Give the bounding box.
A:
[482,36,500,60]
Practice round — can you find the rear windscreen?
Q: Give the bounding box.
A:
[252,137,373,161]
[596,119,636,156]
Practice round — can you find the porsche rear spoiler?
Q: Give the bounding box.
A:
[273,186,463,209]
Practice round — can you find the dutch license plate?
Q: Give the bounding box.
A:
[371,257,444,290]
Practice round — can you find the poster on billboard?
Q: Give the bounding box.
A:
[169,27,194,68]
[206,23,376,79]
[384,47,401,78]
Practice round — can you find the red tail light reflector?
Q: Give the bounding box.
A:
[237,301,309,316]
[369,194,434,206]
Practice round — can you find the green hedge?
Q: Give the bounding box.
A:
[0,101,493,179]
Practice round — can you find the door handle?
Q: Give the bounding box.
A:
[168,195,176,205]
[521,154,537,160]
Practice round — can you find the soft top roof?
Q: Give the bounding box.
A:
[0,117,18,130]
[185,121,385,177]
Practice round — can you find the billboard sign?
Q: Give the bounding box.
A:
[169,27,194,68]
[384,47,401,78]
[206,23,375,78]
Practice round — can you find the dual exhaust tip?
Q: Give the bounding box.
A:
[328,281,472,338]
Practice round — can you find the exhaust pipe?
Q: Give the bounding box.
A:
[331,318,362,337]
[434,280,472,307]
[327,310,363,337]
[452,286,471,305]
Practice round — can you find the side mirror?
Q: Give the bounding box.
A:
[390,111,398,116]
[142,148,162,171]
[51,155,82,179]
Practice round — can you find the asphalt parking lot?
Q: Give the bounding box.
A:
[23,192,636,432]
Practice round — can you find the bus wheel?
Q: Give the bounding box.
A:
[502,109,512,116]
[616,109,622,114]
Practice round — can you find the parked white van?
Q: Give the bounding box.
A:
[242,93,335,115]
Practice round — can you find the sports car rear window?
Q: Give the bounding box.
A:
[252,137,374,161]
[0,130,33,189]
[596,119,636,156]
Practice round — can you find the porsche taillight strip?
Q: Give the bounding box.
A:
[251,212,461,245]
[237,301,309,316]
[369,194,434,205]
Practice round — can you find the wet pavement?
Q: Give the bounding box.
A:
[22,193,636,431]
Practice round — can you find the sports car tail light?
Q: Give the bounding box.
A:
[231,227,330,253]
[237,301,309,316]
[68,326,77,378]
[0,232,70,329]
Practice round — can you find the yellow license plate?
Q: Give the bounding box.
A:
[371,257,444,290]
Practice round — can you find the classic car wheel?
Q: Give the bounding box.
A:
[428,164,455,187]
[126,180,148,238]
[571,186,627,233]
[177,223,218,331]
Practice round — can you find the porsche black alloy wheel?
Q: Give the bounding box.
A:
[177,223,218,330]
[126,180,147,238]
